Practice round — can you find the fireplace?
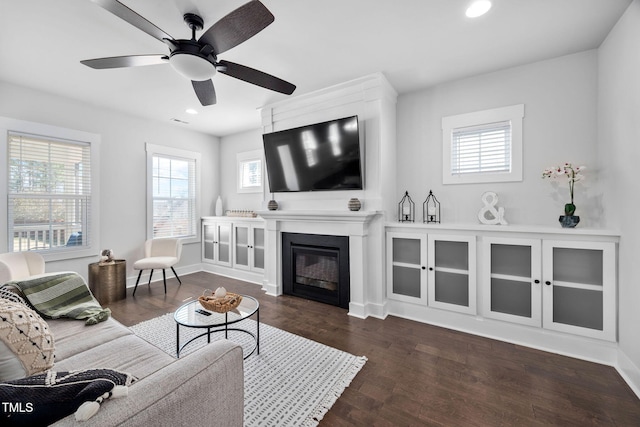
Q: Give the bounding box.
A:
[282,233,350,309]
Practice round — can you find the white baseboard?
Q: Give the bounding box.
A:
[616,349,640,399]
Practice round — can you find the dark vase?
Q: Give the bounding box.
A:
[267,199,278,211]
[559,215,580,228]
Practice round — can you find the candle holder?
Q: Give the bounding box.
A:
[423,190,441,223]
[398,191,415,222]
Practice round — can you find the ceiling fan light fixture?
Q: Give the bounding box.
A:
[466,0,492,18]
[169,52,216,81]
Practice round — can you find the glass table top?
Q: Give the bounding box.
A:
[174,295,259,328]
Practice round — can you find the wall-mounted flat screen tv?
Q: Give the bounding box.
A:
[262,115,363,192]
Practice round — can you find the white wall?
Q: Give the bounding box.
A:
[219,128,265,213]
[396,50,601,227]
[598,0,640,390]
[0,81,220,280]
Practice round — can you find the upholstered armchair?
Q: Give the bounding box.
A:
[0,252,46,284]
[132,238,183,296]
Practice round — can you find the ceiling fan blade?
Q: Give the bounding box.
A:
[217,60,295,95]
[91,0,173,42]
[192,80,217,106]
[81,55,168,69]
[198,0,274,55]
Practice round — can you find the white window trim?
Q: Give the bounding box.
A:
[442,104,524,184]
[145,143,201,244]
[0,116,101,261]
[237,149,264,194]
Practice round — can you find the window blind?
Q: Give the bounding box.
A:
[8,132,91,252]
[451,120,512,175]
[241,159,262,188]
[152,154,197,239]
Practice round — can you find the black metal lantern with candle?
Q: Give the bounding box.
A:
[398,191,415,222]
[423,190,441,223]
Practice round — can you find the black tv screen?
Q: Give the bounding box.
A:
[263,116,363,192]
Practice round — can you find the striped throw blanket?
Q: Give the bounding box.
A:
[8,272,111,325]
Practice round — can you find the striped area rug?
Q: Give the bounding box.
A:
[130,313,366,426]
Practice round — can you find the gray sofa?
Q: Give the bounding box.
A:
[0,252,244,426]
[49,316,244,426]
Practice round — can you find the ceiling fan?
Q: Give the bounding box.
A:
[81,0,296,106]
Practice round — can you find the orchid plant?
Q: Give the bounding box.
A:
[542,162,586,216]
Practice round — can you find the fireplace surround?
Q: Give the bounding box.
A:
[258,210,383,319]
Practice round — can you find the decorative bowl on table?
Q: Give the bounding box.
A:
[198,289,242,313]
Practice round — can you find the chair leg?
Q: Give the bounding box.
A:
[162,269,167,294]
[133,270,143,296]
[147,269,154,291]
[171,267,182,285]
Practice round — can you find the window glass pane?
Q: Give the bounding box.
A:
[172,159,189,179]
[241,160,262,188]
[7,132,91,253]
[151,153,197,239]
[452,121,511,175]
[442,104,524,184]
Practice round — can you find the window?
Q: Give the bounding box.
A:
[1,117,100,260]
[146,143,201,243]
[237,149,263,194]
[442,104,524,184]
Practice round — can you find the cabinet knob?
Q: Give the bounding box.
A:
[534,279,540,284]
[421,266,426,270]
[545,281,551,286]
[429,267,434,271]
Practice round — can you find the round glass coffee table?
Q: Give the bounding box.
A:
[174,295,259,359]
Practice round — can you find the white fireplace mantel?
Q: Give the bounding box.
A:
[258,210,381,224]
[257,210,383,318]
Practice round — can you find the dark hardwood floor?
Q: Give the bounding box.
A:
[106,271,640,426]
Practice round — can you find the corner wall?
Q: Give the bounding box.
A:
[396,50,601,226]
[0,81,221,280]
[598,0,640,395]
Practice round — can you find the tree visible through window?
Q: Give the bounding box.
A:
[151,155,196,239]
[145,143,200,242]
[8,133,90,252]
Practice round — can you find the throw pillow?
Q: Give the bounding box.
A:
[0,368,135,426]
[0,299,55,381]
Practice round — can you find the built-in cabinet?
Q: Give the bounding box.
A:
[202,220,232,267]
[387,224,618,342]
[482,236,542,327]
[387,232,476,314]
[542,240,615,341]
[387,232,427,303]
[202,217,265,277]
[233,223,265,273]
[428,234,476,315]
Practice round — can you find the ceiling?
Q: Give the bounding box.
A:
[0,0,632,137]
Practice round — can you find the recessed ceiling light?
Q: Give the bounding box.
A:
[466,0,492,18]
[185,108,198,115]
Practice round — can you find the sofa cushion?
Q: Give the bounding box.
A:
[48,317,132,361]
[50,317,174,380]
[54,335,175,380]
[0,299,55,381]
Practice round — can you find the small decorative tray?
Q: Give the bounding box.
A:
[198,291,243,313]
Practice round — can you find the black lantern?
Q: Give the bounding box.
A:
[398,191,415,222]
[423,190,441,223]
